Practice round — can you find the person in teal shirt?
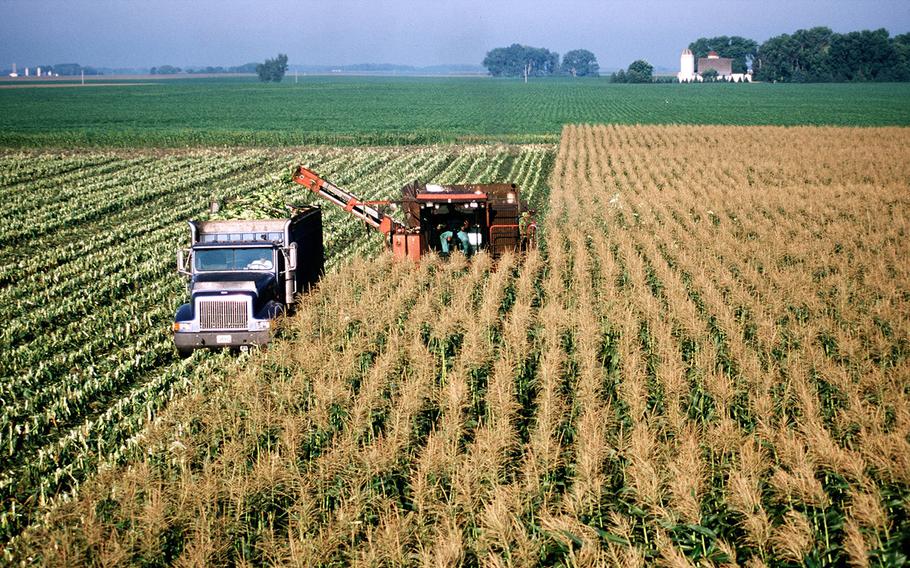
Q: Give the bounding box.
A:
[456,219,471,255]
[438,224,455,255]
[439,221,472,255]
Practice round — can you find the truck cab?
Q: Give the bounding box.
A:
[172,208,323,356]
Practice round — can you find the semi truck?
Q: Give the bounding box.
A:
[172,207,323,356]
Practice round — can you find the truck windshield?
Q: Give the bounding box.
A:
[195,247,274,272]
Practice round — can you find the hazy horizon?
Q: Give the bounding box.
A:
[2,0,908,71]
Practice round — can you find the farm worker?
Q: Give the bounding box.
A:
[519,211,531,236]
[456,220,471,254]
[438,224,455,255]
[519,211,536,250]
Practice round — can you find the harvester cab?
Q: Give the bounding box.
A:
[293,166,535,260]
[399,180,531,258]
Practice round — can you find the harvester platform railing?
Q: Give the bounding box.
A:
[293,166,404,236]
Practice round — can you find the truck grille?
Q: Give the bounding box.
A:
[198,300,248,330]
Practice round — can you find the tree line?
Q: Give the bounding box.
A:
[691,29,910,82]
[487,27,909,84]
[608,27,909,84]
[150,63,262,75]
[482,45,599,78]
[756,28,909,82]
[148,56,287,81]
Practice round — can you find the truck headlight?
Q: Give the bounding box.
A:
[173,322,191,332]
[252,320,271,331]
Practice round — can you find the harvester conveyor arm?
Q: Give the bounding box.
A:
[293,166,403,235]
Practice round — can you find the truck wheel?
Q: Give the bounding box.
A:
[177,348,193,359]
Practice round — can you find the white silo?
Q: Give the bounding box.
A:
[677,49,696,82]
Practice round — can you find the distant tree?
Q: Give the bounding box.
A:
[610,69,627,83]
[716,26,910,83]
[701,69,719,82]
[51,63,84,76]
[828,28,898,81]
[895,33,910,81]
[754,27,835,82]
[230,62,259,74]
[561,49,599,77]
[151,65,181,75]
[482,44,559,79]
[256,54,288,82]
[625,60,653,83]
[185,66,225,74]
[688,36,758,73]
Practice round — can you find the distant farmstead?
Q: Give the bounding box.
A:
[677,49,751,82]
[699,51,732,76]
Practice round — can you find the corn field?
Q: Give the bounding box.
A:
[10,124,910,566]
[0,145,553,551]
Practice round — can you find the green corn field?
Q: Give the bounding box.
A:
[6,124,908,566]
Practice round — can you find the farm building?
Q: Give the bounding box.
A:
[677,49,697,82]
[678,49,752,82]
[698,51,732,77]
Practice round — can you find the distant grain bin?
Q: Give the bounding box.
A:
[677,49,696,82]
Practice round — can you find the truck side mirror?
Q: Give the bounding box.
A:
[286,242,298,271]
[177,249,191,276]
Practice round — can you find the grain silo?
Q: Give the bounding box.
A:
[677,49,696,82]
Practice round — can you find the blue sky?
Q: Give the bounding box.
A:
[1,0,908,70]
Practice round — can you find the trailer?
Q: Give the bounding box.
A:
[172,207,323,356]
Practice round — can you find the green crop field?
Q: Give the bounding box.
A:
[0,145,553,548]
[2,74,909,564]
[1,76,909,147]
[9,125,909,566]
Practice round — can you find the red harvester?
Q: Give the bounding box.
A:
[293,166,536,260]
